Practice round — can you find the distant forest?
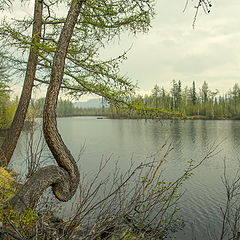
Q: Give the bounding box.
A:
[137,81,240,119]
[32,81,240,120]
[1,80,240,129]
[30,98,105,118]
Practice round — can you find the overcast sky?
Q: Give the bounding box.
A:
[6,0,240,99]
[107,0,240,95]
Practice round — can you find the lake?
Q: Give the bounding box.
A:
[6,117,240,239]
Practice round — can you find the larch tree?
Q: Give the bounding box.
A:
[1,0,156,211]
[0,0,43,167]
[0,0,157,167]
[0,0,213,210]
[191,81,197,106]
[202,81,209,103]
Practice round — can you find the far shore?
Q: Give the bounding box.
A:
[1,115,240,134]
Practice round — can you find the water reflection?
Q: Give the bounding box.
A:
[189,120,197,143]
[9,118,240,240]
[199,120,210,148]
[230,120,240,149]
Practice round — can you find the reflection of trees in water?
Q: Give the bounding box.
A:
[189,120,197,144]
[230,120,240,150]
[130,120,145,139]
[116,119,145,140]
[199,120,209,148]
[169,120,183,156]
[197,120,240,154]
[147,120,182,153]
[148,120,168,147]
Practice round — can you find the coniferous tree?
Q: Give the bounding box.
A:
[191,81,197,105]
[151,84,160,108]
[143,81,240,119]
[1,0,158,210]
[231,83,240,115]
[202,81,208,103]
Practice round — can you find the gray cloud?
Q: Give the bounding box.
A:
[114,0,240,92]
[3,0,240,95]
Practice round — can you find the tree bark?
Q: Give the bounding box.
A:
[7,166,70,211]
[0,0,43,167]
[7,0,84,211]
[42,0,83,201]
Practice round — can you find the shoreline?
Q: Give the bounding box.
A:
[63,115,240,121]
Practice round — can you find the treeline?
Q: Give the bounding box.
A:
[0,94,106,130]
[29,81,240,120]
[31,98,105,117]
[2,81,240,126]
[135,81,240,119]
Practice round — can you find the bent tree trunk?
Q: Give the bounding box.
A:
[0,0,43,167]
[7,0,83,211]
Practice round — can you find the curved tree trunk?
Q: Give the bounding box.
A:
[42,0,83,201]
[0,0,43,167]
[7,166,70,211]
[7,0,84,211]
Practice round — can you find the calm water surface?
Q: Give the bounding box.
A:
[8,118,240,239]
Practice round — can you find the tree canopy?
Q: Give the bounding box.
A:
[0,0,155,101]
[0,0,214,202]
[0,1,220,239]
[0,0,159,210]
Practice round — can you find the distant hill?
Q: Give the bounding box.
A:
[74,98,107,108]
